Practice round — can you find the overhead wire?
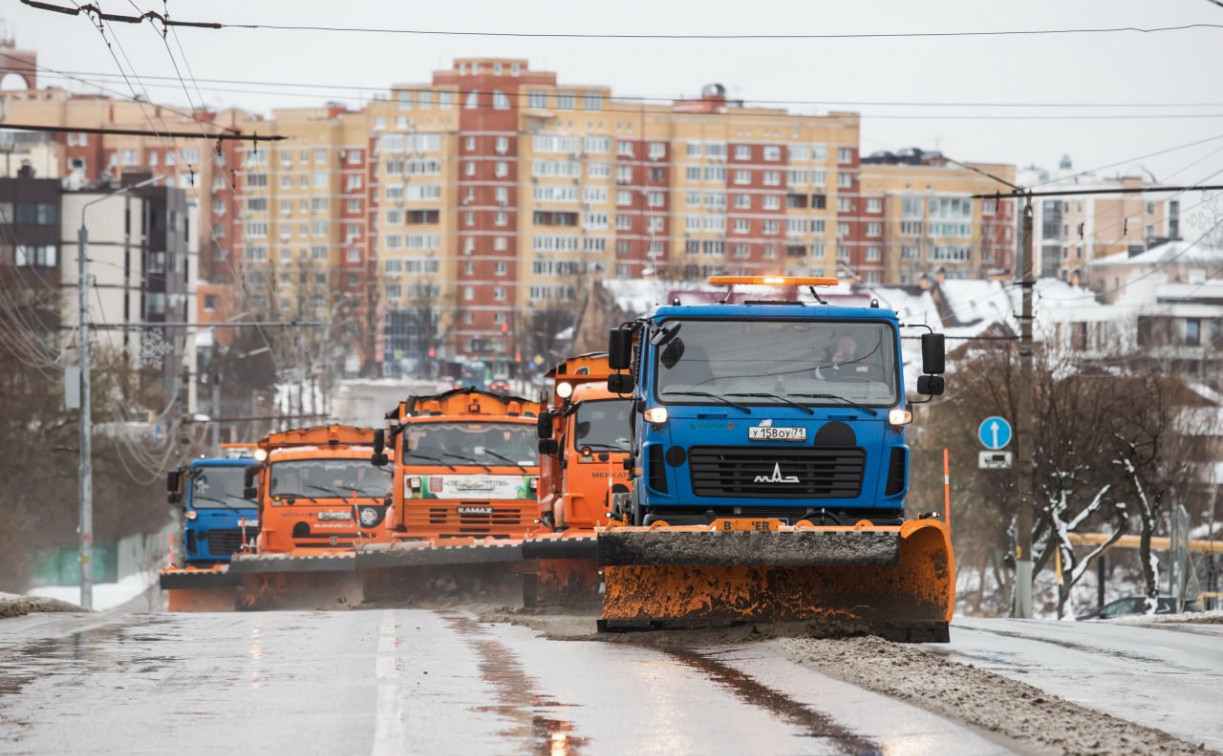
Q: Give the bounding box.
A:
[24,67,1223,112]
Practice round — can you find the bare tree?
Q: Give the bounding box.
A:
[1107,371,1198,608]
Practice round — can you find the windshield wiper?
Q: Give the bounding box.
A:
[479,448,530,474]
[788,393,879,416]
[726,392,815,415]
[661,390,752,414]
[190,494,249,516]
[575,442,630,453]
[271,492,320,504]
[404,451,457,471]
[440,451,492,472]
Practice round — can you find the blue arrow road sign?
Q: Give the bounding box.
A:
[978,416,1012,450]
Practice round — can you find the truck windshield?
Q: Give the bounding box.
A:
[574,400,633,452]
[268,460,392,499]
[190,466,254,509]
[404,421,539,467]
[654,318,899,407]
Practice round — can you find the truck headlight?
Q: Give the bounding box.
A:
[888,409,913,427]
[556,382,574,399]
[643,407,668,424]
[184,510,197,520]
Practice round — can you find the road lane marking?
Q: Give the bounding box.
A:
[371,612,405,756]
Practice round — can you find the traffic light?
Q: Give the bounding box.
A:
[428,348,436,358]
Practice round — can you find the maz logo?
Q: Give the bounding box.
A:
[754,463,799,484]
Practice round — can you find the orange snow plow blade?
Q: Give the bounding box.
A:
[598,518,954,642]
[160,565,240,612]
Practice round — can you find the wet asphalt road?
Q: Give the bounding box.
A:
[0,609,1015,756]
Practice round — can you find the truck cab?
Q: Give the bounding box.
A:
[167,452,259,566]
[376,387,541,540]
[608,276,945,527]
[537,353,633,530]
[247,425,394,552]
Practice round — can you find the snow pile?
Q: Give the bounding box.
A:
[26,572,158,613]
[0,592,82,619]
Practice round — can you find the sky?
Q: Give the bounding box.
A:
[5,0,1223,187]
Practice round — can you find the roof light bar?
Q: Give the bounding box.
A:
[708,275,839,287]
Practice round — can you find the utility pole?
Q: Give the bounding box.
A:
[77,175,162,610]
[76,219,93,611]
[1015,196,1036,618]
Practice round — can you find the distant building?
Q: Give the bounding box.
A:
[860,149,1018,285]
[1019,156,1180,284]
[0,165,195,402]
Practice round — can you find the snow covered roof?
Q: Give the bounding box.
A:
[1088,240,1223,269]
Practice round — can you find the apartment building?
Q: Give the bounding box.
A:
[0,40,1023,374]
[860,149,1018,285]
[1019,156,1179,284]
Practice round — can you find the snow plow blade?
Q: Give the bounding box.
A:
[355,539,533,603]
[521,534,600,608]
[598,518,954,642]
[160,566,240,612]
[228,552,363,610]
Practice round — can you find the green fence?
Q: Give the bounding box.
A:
[31,545,118,587]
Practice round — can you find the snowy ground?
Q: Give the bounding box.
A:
[1,572,162,618]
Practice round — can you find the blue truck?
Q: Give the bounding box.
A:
[166,452,260,566]
[596,275,956,641]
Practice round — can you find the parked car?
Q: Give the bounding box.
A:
[1076,596,1202,621]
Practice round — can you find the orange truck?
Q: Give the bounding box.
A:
[226,424,393,608]
[523,353,633,603]
[376,387,542,541]
[353,388,544,598]
[536,352,633,530]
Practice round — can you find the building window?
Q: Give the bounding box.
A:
[838,147,853,164]
[763,146,781,161]
[584,93,604,111]
[866,198,882,213]
[493,90,510,110]
[837,173,852,188]
[557,92,575,110]
[465,90,479,109]
[529,92,547,109]
[734,145,751,161]
[1186,318,1202,346]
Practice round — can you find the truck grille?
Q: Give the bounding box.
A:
[206,529,246,556]
[426,506,523,527]
[688,446,865,499]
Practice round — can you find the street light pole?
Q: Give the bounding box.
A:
[77,175,162,610]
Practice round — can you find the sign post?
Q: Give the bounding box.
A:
[978,416,1013,469]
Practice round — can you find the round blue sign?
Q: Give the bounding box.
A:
[978,416,1012,450]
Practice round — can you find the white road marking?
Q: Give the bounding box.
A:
[371,612,405,756]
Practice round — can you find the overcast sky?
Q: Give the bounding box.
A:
[7,0,1223,187]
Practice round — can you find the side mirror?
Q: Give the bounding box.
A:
[537,411,554,440]
[916,375,945,396]
[538,438,560,455]
[243,467,259,500]
[608,328,634,370]
[607,372,633,395]
[921,333,945,375]
[372,428,385,455]
[166,469,182,505]
[370,452,389,467]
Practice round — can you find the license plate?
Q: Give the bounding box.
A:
[748,426,806,441]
